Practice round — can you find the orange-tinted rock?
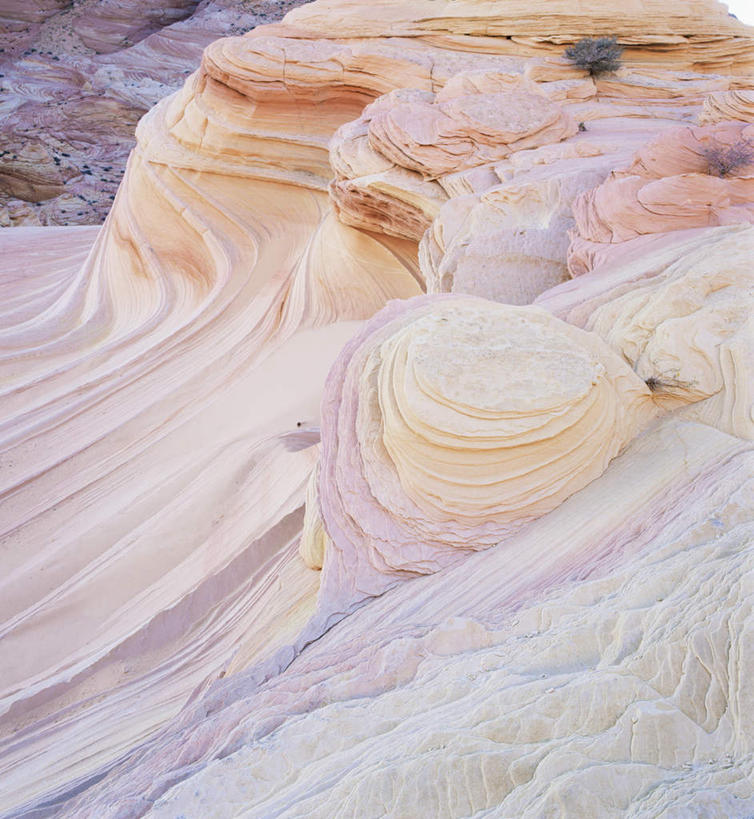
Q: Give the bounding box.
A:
[569,122,754,274]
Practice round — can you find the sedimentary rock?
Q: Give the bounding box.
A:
[0,0,308,226]
[284,0,754,74]
[328,73,578,241]
[332,56,750,302]
[1,1,753,817]
[538,224,754,440]
[0,25,420,803]
[300,295,656,613]
[700,88,754,123]
[57,417,754,818]
[569,121,754,275]
[72,0,200,54]
[419,138,631,303]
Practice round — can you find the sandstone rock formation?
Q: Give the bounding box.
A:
[700,88,754,123]
[72,0,200,54]
[568,121,754,275]
[538,224,754,440]
[329,57,752,304]
[301,295,656,610]
[1,0,753,817]
[284,0,754,74]
[52,418,754,819]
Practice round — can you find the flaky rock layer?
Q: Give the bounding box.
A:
[569,121,754,275]
[303,295,656,608]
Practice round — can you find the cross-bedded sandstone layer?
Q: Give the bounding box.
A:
[1,1,753,817]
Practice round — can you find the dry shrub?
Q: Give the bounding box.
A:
[701,138,754,177]
[564,37,623,76]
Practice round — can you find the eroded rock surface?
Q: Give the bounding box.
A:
[0,0,307,226]
[1,1,753,817]
[569,121,754,275]
[301,295,655,612]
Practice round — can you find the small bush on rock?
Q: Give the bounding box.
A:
[701,138,754,177]
[564,37,624,76]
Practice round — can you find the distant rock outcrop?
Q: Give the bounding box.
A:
[0,0,306,226]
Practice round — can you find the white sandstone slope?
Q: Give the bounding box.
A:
[60,419,754,818]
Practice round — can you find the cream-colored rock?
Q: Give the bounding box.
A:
[420,138,638,303]
[0,18,423,806]
[2,1,754,816]
[59,419,754,819]
[308,295,656,609]
[539,224,754,440]
[299,461,329,570]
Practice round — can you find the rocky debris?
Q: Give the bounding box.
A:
[0,0,308,226]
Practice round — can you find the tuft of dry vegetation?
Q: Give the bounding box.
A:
[564,37,623,76]
[701,138,754,177]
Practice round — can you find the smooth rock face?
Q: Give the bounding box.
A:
[2,1,754,817]
[0,29,420,804]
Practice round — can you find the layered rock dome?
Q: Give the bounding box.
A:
[301,296,656,597]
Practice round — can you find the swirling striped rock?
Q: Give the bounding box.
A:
[367,74,577,179]
[699,88,754,124]
[302,295,656,607]
[67,417,754,818]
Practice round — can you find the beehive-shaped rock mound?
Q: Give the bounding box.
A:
[302,295,656,600]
